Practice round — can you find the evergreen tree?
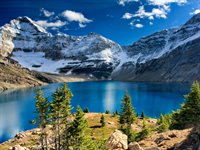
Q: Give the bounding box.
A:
[49,83,73,150]
[70,106,88,149]
[83,107,89,113]
[157,114,169,132]
[60,83,73,150]
[49,88,63,150]
[138,121,151,140]
[34,88,49,150]
[100,114,106,127]
[141,111,145,119]
[119,92,136,140]
[171,81,200,129]
[105,110,110,114]
[112,110,119,117]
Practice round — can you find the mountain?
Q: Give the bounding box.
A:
[0,16,125,79]
[0,14,200,82]
[112,13,200,82]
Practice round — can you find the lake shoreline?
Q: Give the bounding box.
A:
[0,72,99,92]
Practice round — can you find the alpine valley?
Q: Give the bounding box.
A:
[0,13,200,90]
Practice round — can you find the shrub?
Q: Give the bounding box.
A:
[105,110,110,114]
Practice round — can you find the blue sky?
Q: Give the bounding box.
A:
[0,0,200,45]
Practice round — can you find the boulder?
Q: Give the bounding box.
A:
[15,133,25,139]
[128,142,143,150]
[10,145,29,150]
[107,130,128,150]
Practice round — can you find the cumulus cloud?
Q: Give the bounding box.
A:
[135,23,144,28]
[61,10,92,28]
[147,0,187,6]
[62,10,92,23]
[120,0,188,28]
[122,6,169,20]
[118,0,139,6]
[79,23,87,28]
[40,8,55,17]
[122,13,134,19]
[190,9,200,15]
[130,21,144,28]
[35,20,66,28]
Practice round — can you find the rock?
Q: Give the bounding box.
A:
[173,124,200,150]
[10,145,29,150]
[107,121,115,125]
[15,133,25,139]
[107,130,128,150]
[145,147,159,150]
[128,142,143,150]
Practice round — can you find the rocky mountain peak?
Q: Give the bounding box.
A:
[184,13,200,26]
[9,16,48,34]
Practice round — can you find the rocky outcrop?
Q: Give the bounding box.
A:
[173,124,200,150]
[128,142,143,150]
[0,58,46,91]
[107,130,128,150]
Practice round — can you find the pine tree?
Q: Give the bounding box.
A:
[105,110,110,114]
[171,81,200,129]
[70,106,87,149]
[34,88,49,150]
[141,111,145,119]
[49,88,63,150]
[100,114,106,127]
[49,83,73,150]
[83,107,89,113]
[157,114,169,132]
[119,92,136,141]
[139,121,151,140]
[60,83,73,150]
[112,110,119,117]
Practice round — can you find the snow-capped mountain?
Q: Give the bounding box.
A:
[112,13,200,82]
[0,16,125,78]
[0,14,200,82]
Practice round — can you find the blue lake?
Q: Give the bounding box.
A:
[0,81,190,143]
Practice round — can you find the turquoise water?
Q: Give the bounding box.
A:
[0,81,190,143]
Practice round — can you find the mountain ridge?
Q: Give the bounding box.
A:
[0,14,200,82]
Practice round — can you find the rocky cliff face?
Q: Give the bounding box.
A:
[0,14,200,82]
[112,13,200,82]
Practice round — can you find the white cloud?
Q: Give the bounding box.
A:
[62,10,92,23]
[122,13,134,19]
[122,6,168,20]
[130,21,144,28]
[118,0,139,6]
[40,8,55,17]
[35,20,66,28]
[152,8,168,18]
[147,0,187,6]
[79,23,86,28]
[120,0,188,27]
[135,23,144,28]
[148,16,154,20]
[190,9,200,15]
[149,22,153,25]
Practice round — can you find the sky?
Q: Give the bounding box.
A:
[0,0,200,45]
